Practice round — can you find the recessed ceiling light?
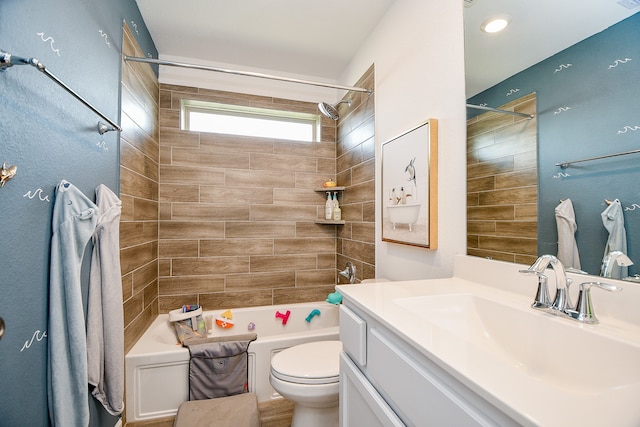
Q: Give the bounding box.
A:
[481,15,511,33]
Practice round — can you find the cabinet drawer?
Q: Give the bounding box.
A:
[340,305,367,366]
[368,328,512,426]
[340,352,405,427]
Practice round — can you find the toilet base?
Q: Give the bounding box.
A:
[269,340,342,427]
[291,403,339,427]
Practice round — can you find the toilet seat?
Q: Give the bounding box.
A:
[271,340,342,385]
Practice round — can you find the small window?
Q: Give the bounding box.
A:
[182,100,320,142]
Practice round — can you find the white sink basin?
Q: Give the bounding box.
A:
[338,256,640,426]
[394,293,640,392]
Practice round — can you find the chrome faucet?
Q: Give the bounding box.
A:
[600,250,634,279]
[521,254,572,315]
[521,254,623,323]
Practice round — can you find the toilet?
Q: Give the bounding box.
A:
[269,340,342,427]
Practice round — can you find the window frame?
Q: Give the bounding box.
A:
[181,99,321,142]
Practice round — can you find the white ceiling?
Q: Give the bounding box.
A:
[135,0,396,79]
[135,0,638,97]
[464,0,638,97]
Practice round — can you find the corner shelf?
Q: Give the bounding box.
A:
[315,219,346,225]
[315,186,346,224]
[315,186,346,192]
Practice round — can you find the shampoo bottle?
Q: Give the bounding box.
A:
[333,193,341,221]
[325,192,333,220]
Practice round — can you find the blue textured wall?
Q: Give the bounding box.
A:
[0,0,156,425]
[468,13,640,275]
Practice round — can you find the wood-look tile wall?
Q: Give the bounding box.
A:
[119,27,374,426]
[336,65,376,281]
[119,28,376,339]
[157,85,344,311]
[120,24,160,355]
[467,93,538,264]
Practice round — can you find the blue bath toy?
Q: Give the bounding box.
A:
[305,309,321,323]
[326,292,343,305]
[181,304,200,313]
[247,322,256,331]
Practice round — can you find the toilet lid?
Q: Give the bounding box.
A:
[271,340,342,385]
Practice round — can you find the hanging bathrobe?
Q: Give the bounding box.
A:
[48,180,98,427]
[601,199,628,279]
[87,184,124,415]
[555,199,581,270]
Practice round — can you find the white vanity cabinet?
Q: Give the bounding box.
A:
[339,303,518,427]
[340,352,405,427]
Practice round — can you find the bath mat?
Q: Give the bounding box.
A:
[173,392,261,427]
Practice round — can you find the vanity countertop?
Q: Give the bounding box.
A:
[337,255,640,427]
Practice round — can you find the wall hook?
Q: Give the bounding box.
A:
[0,162,17,187]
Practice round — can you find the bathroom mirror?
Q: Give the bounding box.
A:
[464,1,637,100]
[381,119,438,249]
[464,1,639,275]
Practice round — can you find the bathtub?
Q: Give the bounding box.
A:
[387,203,421,231]
[125,301,339,422]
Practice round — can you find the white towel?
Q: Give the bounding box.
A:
[601,199,628,279]
[555,199,581,269]
[48,180,98,427]
[87,184,125,415]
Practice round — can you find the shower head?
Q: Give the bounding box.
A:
[318,100,351,121]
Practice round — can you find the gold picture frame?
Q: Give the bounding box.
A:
[381,119,438,248]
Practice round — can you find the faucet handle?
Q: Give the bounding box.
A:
[519,269,551,309]
[571,281,623,324]
[339,262,356,284]
[532,274,551,309]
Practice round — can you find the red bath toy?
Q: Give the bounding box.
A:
[275,310,291,325]
[215,309,234,329]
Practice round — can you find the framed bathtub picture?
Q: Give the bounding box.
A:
[381,119,438,248]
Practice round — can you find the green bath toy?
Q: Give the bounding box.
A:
[326,292,343,304]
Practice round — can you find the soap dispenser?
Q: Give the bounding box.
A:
[333,193,341,221]
[325,192,333,220]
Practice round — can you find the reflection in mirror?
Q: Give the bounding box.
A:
[467,94,537,265]
[464,2,640,277]
[600,250,634,280]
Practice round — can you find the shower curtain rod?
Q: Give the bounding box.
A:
[124,56,372,95]
[0,51,121,134]
[466,103,534,119]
